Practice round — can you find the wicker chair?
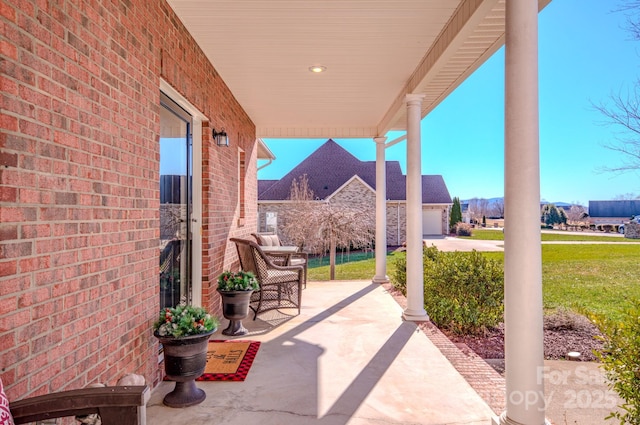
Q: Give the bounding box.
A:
[250,232,308,284]
[230,238,304,319]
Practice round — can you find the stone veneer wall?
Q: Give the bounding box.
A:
[386,202,407,246]
[259,179,448,247]
[625,222,640,239]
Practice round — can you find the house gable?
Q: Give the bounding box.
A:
[259,139,452,206]
[258,139,452,243]
[259,139,363,200]
[326,175,375,203]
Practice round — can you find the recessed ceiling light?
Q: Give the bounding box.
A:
[309,65,327,73]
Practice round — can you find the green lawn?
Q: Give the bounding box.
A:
[541,244,640,322]
[307,250,402,281]
[307,244,640,322]
[459,228,640,242]
[307,251,376,268]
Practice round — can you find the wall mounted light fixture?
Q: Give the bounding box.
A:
[212,128,229,147]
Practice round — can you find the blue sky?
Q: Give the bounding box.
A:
[258,0,640,207]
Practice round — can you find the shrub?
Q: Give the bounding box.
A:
[392,246,504,335]
[455,222,473,236]
[595,301,640,425]
[392,254,407,294]
[450,197,462,232]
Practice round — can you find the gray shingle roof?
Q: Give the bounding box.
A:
[258,139,451,204]
[258,180,278,196]
[588,200,640,218]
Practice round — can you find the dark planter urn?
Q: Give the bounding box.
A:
[154,329,215,408]
[218,290,254,336]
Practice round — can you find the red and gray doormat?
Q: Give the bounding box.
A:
[198,340,260,381]
[163,340,261,382]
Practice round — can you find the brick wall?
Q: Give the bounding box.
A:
[0,0,256,399]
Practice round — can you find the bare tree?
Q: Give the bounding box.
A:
[467,198,491,224]
[566,204,587,224]
[594,86,640,173]
[613,192,640,200]
[618,1,640,41]
[594,3,640,173]
[280,174,317,250]
[282,175,375,280]
[490,199,505,218]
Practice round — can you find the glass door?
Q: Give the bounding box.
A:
[159,92,193,309]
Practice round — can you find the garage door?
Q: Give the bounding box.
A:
[422,209,442,236]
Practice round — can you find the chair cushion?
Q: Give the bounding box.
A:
[0,378,15,425]
[257,234,271,246]
[257,234,280,247]
[264,269,299,284]
[267,235,280,246]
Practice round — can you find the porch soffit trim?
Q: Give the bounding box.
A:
[378,0,550,135]
[257,138,276,160]
[378,0,501,134]
[256,127,380,139]
[325,175,375,202]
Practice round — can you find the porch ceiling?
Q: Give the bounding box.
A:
[167,0,550,139]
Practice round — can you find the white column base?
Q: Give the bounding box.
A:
[491,412,552,425]
[372,274,389,284]
[402,308,429,322]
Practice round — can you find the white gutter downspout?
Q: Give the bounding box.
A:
[257,158,273,171]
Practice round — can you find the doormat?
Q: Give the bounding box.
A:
[198,340,260,381]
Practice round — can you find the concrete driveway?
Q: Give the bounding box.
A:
[423,236,504,252]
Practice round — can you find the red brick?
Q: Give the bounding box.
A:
[0,2,16,23]
[0,151,18,167]
[18,255,50,273]
[0,112,19,132]
[0,186,17,202]
[0,241,32,259]
[0,309,30,332]
[0,206,37,222]
[1,0,257,401]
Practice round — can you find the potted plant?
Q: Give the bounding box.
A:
[217,270,259,336]
[153,304,218,408]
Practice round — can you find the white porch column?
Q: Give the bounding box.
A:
[372,136,389,284]
[403,94,428,321]
[495,1,548,424]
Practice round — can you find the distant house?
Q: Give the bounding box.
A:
[588,200,640,230]
[258,140,452,245]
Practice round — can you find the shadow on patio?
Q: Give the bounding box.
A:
[147,280,497,425]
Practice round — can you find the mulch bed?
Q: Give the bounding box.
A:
[383,283,605,376]
[447,310,605,371]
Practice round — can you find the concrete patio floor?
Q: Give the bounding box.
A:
[147,280,496,424]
